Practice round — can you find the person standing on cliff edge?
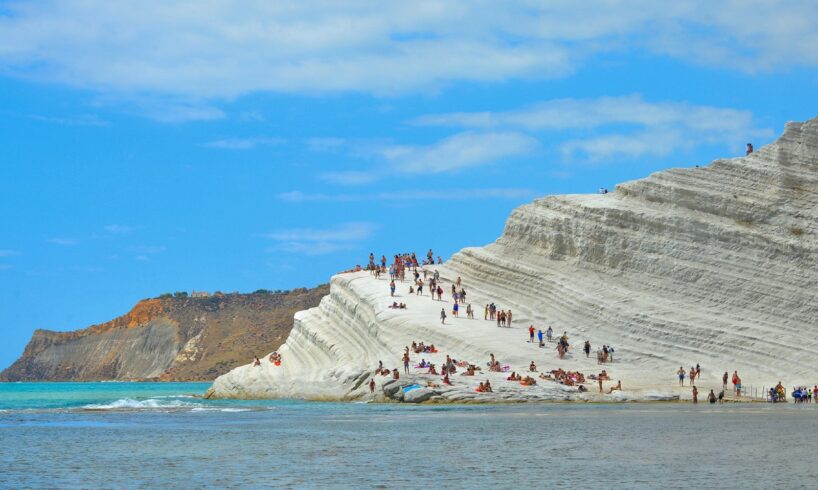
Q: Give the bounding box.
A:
[746,143,753,155]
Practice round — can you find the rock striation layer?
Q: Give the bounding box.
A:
[209,118,818,402]
[1,286,328,381]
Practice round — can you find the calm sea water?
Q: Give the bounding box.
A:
[1,382,817,489]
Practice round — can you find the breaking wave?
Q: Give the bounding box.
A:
[82,397,201,411]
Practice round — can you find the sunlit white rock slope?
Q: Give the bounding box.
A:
[208,117,818,402]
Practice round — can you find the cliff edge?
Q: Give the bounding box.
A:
[1,286,328,381]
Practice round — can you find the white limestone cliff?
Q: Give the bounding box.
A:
[208,117,818,402]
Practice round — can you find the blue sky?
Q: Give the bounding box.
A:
[1,1,817,368]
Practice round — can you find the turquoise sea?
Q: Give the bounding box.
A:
[2,382,818,488]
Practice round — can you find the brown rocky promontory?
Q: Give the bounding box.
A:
[1,286,328,382]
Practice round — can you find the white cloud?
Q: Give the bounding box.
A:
[317,171,377,186]
[383,131,538,174]
[47,237,78,246]
[560,129,684,162]
[264,221,376,255]
[1,1,815,107]
[204,137,285,150]
[414,95,773,162]
[278,188,534,202]
[144,104,225,123]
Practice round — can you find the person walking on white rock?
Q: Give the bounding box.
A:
[507,310,512,327]
[732,371,741,397]
[546,326,553,343]
[677,366,686,386]
[440,308,447,324]
[403,352,410,374]
[389,280,396,297]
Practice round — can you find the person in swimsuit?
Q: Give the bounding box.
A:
[692,386,699,403]
[708,389,716,404]
[369,378,376,394]
[677,367,686,386]
[608,380,621,393]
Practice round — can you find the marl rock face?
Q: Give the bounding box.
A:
[1,287,328,381]
[208,118,818,401]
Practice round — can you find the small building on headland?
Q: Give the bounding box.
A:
[190,290,210,298]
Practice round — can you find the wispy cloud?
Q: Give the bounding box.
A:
[47,238,78,246]
[1,2,814,107]
[382,131,538,174]
[278,188,534,203]
[413,95,762,132]
[414,95,773,162]
[264,221,376,255]
[0,249,21,257]
[28,114,108,126]
[317,171,377,186]
[204,137,285,150]
[92,94,226,123]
